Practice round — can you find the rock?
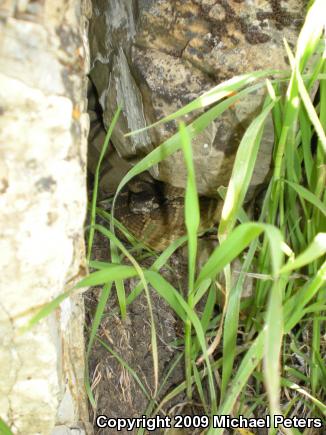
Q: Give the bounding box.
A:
[88,0,306,197]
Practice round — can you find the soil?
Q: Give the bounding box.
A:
[84,227,201,435]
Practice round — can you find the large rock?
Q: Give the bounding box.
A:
[0,1,91,433]
[89,0,306,196]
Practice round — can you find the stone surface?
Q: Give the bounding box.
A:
[89,0,306,197]
[0,1,91,434]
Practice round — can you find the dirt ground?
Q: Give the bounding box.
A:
[84,228,201,435]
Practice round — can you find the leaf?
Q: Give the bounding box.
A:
[218,98,277,237]
[87,108,121,262]
[280,233,326,274]
[0,419,13,435]
[125,69,282,137]
[196,223,283,288]
[284,180,326,216]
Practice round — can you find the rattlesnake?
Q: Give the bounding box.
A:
[114,173,222,251]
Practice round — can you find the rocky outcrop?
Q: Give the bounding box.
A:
[0,1,91,433]
[89,0,306,196]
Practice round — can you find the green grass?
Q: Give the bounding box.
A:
[22,0,326,432]
[0,418,13,435]
[84,1,325,427]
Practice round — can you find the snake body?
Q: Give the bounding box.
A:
[115,174,221,251]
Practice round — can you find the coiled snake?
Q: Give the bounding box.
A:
[114,173,222,251]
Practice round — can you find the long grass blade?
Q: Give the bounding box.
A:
[218,99,277,237]
[125,70,283,137]
[0,419,13,435]
[87,108,121,262]
[280,233,326,274]
[196,223,283,288]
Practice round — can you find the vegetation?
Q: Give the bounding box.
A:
[24,1,325,433]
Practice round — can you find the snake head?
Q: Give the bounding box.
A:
[129,190,161,214]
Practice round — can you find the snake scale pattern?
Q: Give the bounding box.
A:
[114,174,222,251]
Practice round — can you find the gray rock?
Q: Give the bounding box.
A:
[88,0,306,197]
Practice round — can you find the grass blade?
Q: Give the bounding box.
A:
[87,108,121,262]
[0,419,13,435]
[179,121,200,399]
[125,70,283,137]
[284,180,326,216]
[280,233,326,274]
[219,98,277,237]
[196,223,283,288]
